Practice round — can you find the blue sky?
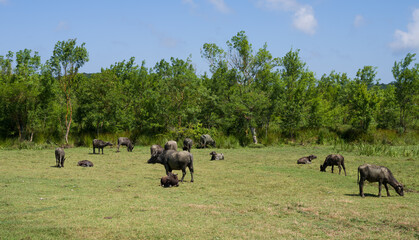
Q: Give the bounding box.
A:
[1,0,418,83]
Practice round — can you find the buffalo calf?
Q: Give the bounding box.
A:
[93,139,113,154]
[77,160,94,167]
[297,154,317,164]
[320,154,346,176]
[210,151,224,160]
[161,172,179,187]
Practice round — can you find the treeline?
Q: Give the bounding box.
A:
[0,31,418,147]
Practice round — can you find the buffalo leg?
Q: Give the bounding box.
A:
[116,144,120,152]
[342,163,347,176]
[60,157,65,168]
[93,147,96,154]
[56,157,60,167]
[331,165,334,173]
[188,163,194,183]
[378,181,382,197]
[337,164,342,175]
[180,169,187,182]
[385,183,390,196]
[101,147,104,154]
[359,179,365,197]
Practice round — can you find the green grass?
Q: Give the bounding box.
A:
[0,146,418,239]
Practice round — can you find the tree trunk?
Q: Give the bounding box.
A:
[250,127,258,144]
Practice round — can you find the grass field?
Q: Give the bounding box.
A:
[0,145,418,239]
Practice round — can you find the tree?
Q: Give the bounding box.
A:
[201,31,279,144]
[49,39,89,144]
[279,49,316,137]
[392,53,419,131]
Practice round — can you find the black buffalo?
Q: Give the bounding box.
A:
[358,164,404,197]
[164,140,178,151]
[200,134,216,148]
[150,144,163,157]
[148,150,194,182]
[55,147,65,168]
[320,154,346,176]
[93,139,113,154]
[117,137,134,152]
[183,138,193,152]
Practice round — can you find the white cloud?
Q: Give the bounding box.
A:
[354,15,365,28]
[390,8,419,52]
[208,0,230,14]
[293,5,317,35]
[257,0,317,35]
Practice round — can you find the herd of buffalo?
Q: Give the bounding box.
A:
[54,134,404,197]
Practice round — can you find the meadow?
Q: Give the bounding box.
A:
[0,145,418,239]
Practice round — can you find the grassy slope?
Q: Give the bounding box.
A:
[0,146,418,239]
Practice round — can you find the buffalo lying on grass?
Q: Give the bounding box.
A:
[320,154,346,176]
[358,164,404,198]
[77,160,94,167]
[210,151,224,160]
[297,155,317,164]
[200,134,215,148]
[161,172,179,187]
[117,137,134,152]
[183,138,193,152]
[93,139,113,154]
[150,144,163,157]
[148,150,194,182]
[164,140,178,151]
[55,147,65,168]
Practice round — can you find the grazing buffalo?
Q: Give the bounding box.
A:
[358,164,404,198]
[297,154,317,164]
[320,154,346,176]
[148,150,194,182]
[164,140,177,151]
[210,151,224,160]
[117,137,134,152]
[161,172,179,187]
[77,160,94,167]
[55,147,65,168]
[150,144,163,157]
[183,138,193,152]
[200,134,216,148]
[93,139,113,154]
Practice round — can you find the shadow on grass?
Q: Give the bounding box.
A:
[344,193,378,197]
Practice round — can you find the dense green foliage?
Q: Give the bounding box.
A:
[0,33,418,146]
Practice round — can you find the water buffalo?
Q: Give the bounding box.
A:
[77,160,94,167]
[117,137,134,152]
[161,172,179,187]
[93,139,113,154]
[358,164,404,198]
[320,154,346,176]
[200,134,216,148]
[150,144,163,157]
[55,147,65,168]
[210,151,224,160]
[183,138,193,152]
[164,140,177,151]
[148,150,194,182]
[297,154,317,164]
